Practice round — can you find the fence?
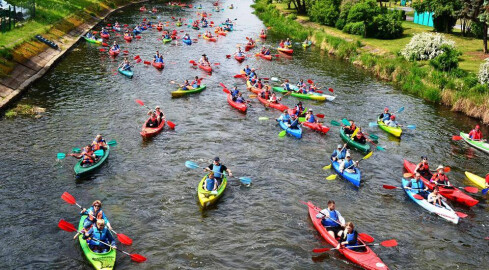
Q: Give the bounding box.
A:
[413,11,434,27]
[0,0,35,33]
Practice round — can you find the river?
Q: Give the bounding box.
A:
[0,0,488,269]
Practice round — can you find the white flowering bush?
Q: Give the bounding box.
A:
[478,58,489,85]
[401,33,455,61]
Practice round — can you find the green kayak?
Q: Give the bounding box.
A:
[163,38,172,43]
[377,117,402,137]
[171,85,206,98]
[118,68,133,78]
[460,132,489,154]
[83,36,102,44]
[340,127,371,153]
[74,146,110,176]
[78,216,116,270]
[271,86,335,102]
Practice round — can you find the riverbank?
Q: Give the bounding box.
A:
[252,0,489,123]
[0,0,149,112]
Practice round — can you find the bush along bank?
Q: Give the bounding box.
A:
[252,0,489,123]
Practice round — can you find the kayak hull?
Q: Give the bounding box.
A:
[271,86,335,102]
[303,122,330,134]
[460,132,489,154]
[306,202,389,270]
[100,33,110,39]
[403,159,478,207]
[78,216,116,270]
[203,35,217,42]
[183,39,192,45]
[465,171,486,189]
[199,64,212,73]
[257,53,272,61]
[277,119,302,139]
[259,34,267,39]
[377,117,402,137]
[331,158,361,187]
[245,44,255,51]
[118,68,133,78]
[171,85,206,98]
[162,38,172,43]
[277,47,293,54]
[152,61,164,70]
[257,95,288,111]
[140,119,165,139]
[83,36,102,44]
[74,146,110,176]
[340,127,371,153]
[108,49,120,56]
[227,94,247,113]
[234,55,245,62]
[197,174,227,207]
[123,36,132,42]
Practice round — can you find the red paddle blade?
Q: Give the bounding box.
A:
[463,186,479,194]
[134,55,140,60]
[312,247,331,253]
[107,24,112,27]
[380,239,398,247]
[315,90,323,94]
[189,60,195,64]
[99,48,106,52]
[214,63,220,65]
[403,173,413,178]
[136,36,142,39]
[382,184,398,190]
[61,192,76,205]
[143,61,151,65]
[166,121,176,129]
[135,99,145,106]
[328,88,334,93]
[136,58,142,63]
[116,233,133,245]
[58,219,77,232]
[222,88,230,94]
[226,55,231,58]
[102,43,108,47]
[358,233,374,243]
[452,135,463,141]
[485,237,489,240]
[123,50,129,54]
[316,114,325,118]
[456,212,468,218]
[130,254,147,263]
[412,194,424,200]
[233,74,244,78]
[444,167,451,173]
[219,82,226,89]
[307,79,313,84]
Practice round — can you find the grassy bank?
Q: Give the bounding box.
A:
[253,0,489,123]
[0,0,140,77]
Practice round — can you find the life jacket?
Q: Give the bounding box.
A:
[416,162,429,174]
[382,113,391,122]
[192,80,199,87]
[261,91,269,100]
[270,95,277,102]
[159,56,164,63]
[82,151,95,164]
[243,68,251,75]
[91,226,109,245]
[345,231,359,249]
[469,129,482,140]
[147,116,158,127]
[284,83,291,91]
[333,148,347,160]
[232,89,239,97]
[432,173,449,185]
[320,209,340,227]
[212,164,223,178]
[205,177,216,191]
[172,30,177,35]
[349,124,357,131]
[236,97,244,103]
[289,118,299,129]
[308,114,316,123]
[410,179,424,191]
[256,82,263,89]
[295,106,303,115]
[282,114,291,123]
[91,139,105,151]
[88,207,104,222]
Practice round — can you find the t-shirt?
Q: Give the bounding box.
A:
[208,163,227,174]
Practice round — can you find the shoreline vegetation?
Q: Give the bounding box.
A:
[252,0,489,123]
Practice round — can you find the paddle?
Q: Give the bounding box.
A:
[58,220,146,262]
[134,99,175,129]
[452,135,463,141]
[185,160,252,185]
[61,192,132,245]
[312,239,398,253]
[482,188,489,195]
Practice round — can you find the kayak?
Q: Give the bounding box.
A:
[112,26,121,32]
[215,30,227,36]
[108,49,120,56]
[182,38,192,45]
[277,119,302,139]
[402,178,459,224]
[245,43,255,51]
[340,127,371,153]
[234,55,245,62]
[83,36,102,44]
[141,119,165,139]
[277,47,293,54]
[203,35,217,42]
[302,41,312,48]
[176,22,182,27]
[152,61,164,70]
[227,94,247,113]
[199,64,212,73]
[197,174,227,207]
[156,26,162,31]
[74,146,110,176]
[331,158,361,187]
[460,132,489,154]
[118,68,133,78]
[133,29,141,35]
[302,122,330,134]
[403,159,479,207]
[259,34,267,39]
[171,85,206,98]
[306,202,389,270]
[257,53,272,61]
[246,80,262,95]
[271,86,335,102]
[377,117,402,137]
[192,26,200,30]
[162,38,172,43]
[78,216,116,270]
[100,33,110,39]
[257,95,288,111]
[465,171,487,189]
[123,35,132,42]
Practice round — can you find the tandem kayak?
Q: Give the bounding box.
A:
[460,132,489,154]
[78,216,116,270]
[182,38,192,45]
[215,30,227,36]
[246,80,261,94]
[83,36,102,44]
[277,47,293,54]
[197,174,227,207]
[271,87,335,102]
[402,178,459,224]
[302,122,330,134]
[171,85,206,98]
[464,171,487,189]
[123,35,132,42]
[257,95,288,111]
[306,202,389,270]
[377,117,402,137]
[340,127,371,153]
[118,68,133,78]
[277,119,302,139]
[199,64,212,73]
[403,159,478,207]
[156,26,162,31]
[152,61,164,70]
[257,53,272,61]
[141,119,165,139]
[331,158,361,187]
[227,94,247,113]
[234,55,245,62]
[108,49,120,56]
[74,146,110,176]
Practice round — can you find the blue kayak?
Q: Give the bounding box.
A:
[277,119,302,139]
[183,39,192,45]
[331,159,361,187]
[133,29,142,35]
[118,68,133,78]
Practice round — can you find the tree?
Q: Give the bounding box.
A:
[347,0,381,37]
[413,0,463,33]
[308,0,342,26]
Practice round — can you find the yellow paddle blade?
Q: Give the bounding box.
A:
[350,128,359,139]
[326,174,337,180]
[322,164,331,170]
[278,130,287,137]
[362,151,373,160]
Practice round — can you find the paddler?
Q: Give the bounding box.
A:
[101,27,109,35]
[379,107,391,122]
[260,29,266,36]
[204,157,232,186]
[235,46,245,57]
[353,131,367,145]
[343,120,357,135]
[385,115,399,127]
[269,92,280,103]
[154,106,165,124]
[260,86,272,99]
[427,186,443,206]
[145,111,159,127]
[110,41,120,51]
[248,68,257,81]
[153,50,161,63]
[284,38,292,47]
[336,222,361,251]
[243,65,251,76]
[235,93,246,103]
[198,54,210,67]
[339,153,358,173]
[253,79,264,89]
[404,172,429,194]
[281,79,293,91]
[279,40,285,48]
[119,57,131,71]
[91,135,107,151]
[83,219,116,253]
[231,86,240,100]
[331,144,348,162]
[204,172,218,191]
[277,109,291,124]
[287,114,300,130]
[430,165,451,187]
[468,124,484,141]
[80,200,112,231]
[69,145,96,166]
[183,33,191,41]
[315,200,345,238]
[296,79,306,89]
[261,46,271,55]
[305,109,317,123]
[192,76,201,88]
[414,156,431,179]
[293,102,305,117]
[247,37,255,47]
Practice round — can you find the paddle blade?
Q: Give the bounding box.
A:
[189,60,195,64]
[58,219,77,232]
[61,192,76,205]
[396,107,405,113]
[312,247,331,253]
[258,117,269,121]
[271,77,279,82]
[382,184,398,190]
[482,188,489,195]
[326,174,337,180]
[166,121,176,129]
[369,122,378,127]
[249,94,257,98]
[463,186,479,194]
[143,61,151,65]
[234,74,244,78]
[316,114,325,118]
[341,118,350,126]
[328,88,334,93]
[412,194,424,200]
[444,167,451,173]
[407,125,416,130]
[72,147,81,153]
[278,130,287,137]
[380,239,398,247]
[94,150,104,157]
[358,233,374,243]
[322,164,332,170]
[456,212,468,218]
[452,135,463,141]
[135,99,145,106]
[376,145,386,151]
[134,55,140,60]
[57,153,66,159]
[369,134,379,141]
[403,173,413,178]
[99,48,106,52]
[330,120,341,126]
[307,79,313,84]
[363,151,373,160]
[219,82,227,88]
[130,254,147,263]
[222,88,230,94]
[239,177,252,185]
[185,161,199,169]
[116,233,133,245]
[315,90,323,94]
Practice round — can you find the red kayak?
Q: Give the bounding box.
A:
[139,7,147,12]
[403,159,478,207]
[306,202,389,270]
[100,33,110,39]
[234,55,245,62]
[257,95,288,111]
[109,49,120,56]
[259,34,267,39]
[277,47,293,54]
[124,35,132,42]
[246,80,261,94]
[302,122,330,134]
[227,94,247,113]
[199,64,212,73]
[140,119,165,139]
[152,61,164,70]
[257,53,272,61]
[245,43,255,51]
[215,31,227,36]
[156,26,162,31]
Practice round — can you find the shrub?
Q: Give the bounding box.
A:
[478,58,489,85]
[371,12,403,39]
[286,13,297,20]
[401,33,455,61]
[336,1,354,30]
[429,45,461,71]
[463,74,478,89]
[308,0,341,26]
[343,21,365,36]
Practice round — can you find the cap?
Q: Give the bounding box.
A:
[476,125,480,129]
[337,144,342,149]
[436,165,444,170]
[384,107,389,111]
[390,115,395,120]
[346,153,351,158]
[214,157,220,161]
[202,54,207,56]
[308,108,312,112]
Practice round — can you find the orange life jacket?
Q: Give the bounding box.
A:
[416,162,429,173]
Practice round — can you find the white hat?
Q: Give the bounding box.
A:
[436,165,444,170]
[346,153,351,158]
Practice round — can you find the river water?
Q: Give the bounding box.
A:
[1,0,488,269]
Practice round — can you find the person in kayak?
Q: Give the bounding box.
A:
[260,86,272,100]
[145,112,159,127]
[414,156,431,179]
[296,79,306,89]
[162,31,171,40]
[339,153,358,174]
[427,186,443,206]
[281,79,293,91]
[404,172,429,194]
[253,79,264,89]
[337,222,362,251]
[263,46,271,55]
[279,40,285,48]
[204,157,232,186]
[269,92,280,103]
[385,115,399,127]
[379,107,391,122]
[191,76,201,88]
[110,41,120,51]
[192,21,199,28]
[331,144,348,162]
[80,200,112,231]
[204,172,218,191]
[235,46,244,57]
[315,200,345,238]
[305,109,317,123]
[119,57,131,71]
[101,27,109,36]
[277,110,291,124]
[183,33,191,41]
[231,86,240,100]
[155,106,165,125]
[181,80,192,90]
[468,125,484,140]
[153,51,161,63]
[353,131,367,145]
[293,102,305,117]
[91,135,107,151]
[83,219,116,253]
[343,121,357,135]
[69,145,96,166]
[431,165,451,186]
[199,54,210,67]
[248,68,257,81]
[287,114,300,130]
[86,32,97,40]
[247,38,255,47]
[171,29,177,37]
[284,38,292,47]
[260,29,266,36]
[235,93,246,103]
[243,65,251,75]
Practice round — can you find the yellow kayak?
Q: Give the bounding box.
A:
[197,174,227,207]
[465,171,486,189]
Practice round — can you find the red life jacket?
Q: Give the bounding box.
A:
[88,208,104,221]
[91,140,105,151]
[431,173,449,184]
[468,129,482,140]
[416,162,429,173]
[82,150,95,164]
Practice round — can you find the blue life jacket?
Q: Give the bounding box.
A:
[410,179,424,192]
[205,177,216,191]
[281,114,291,123]
[91,226,110,246]
[382,113,391,122]
[159,56,164,63]
[345,231,358,249]
[284,83,291,91]
[232,89,239,97]
[321,209,340,227]
[332,149,347,159]
[244,68,251,75]
[343,159,354,170]
[308,115,316,123]
[290,119,299,129]
[236,97,244,103]
[213,164,222,178]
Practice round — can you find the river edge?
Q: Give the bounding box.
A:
[252,1,489,124]
[0,0,150,113]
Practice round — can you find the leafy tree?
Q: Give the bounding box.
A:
[412,0,463,33]
[308,0,342,26]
